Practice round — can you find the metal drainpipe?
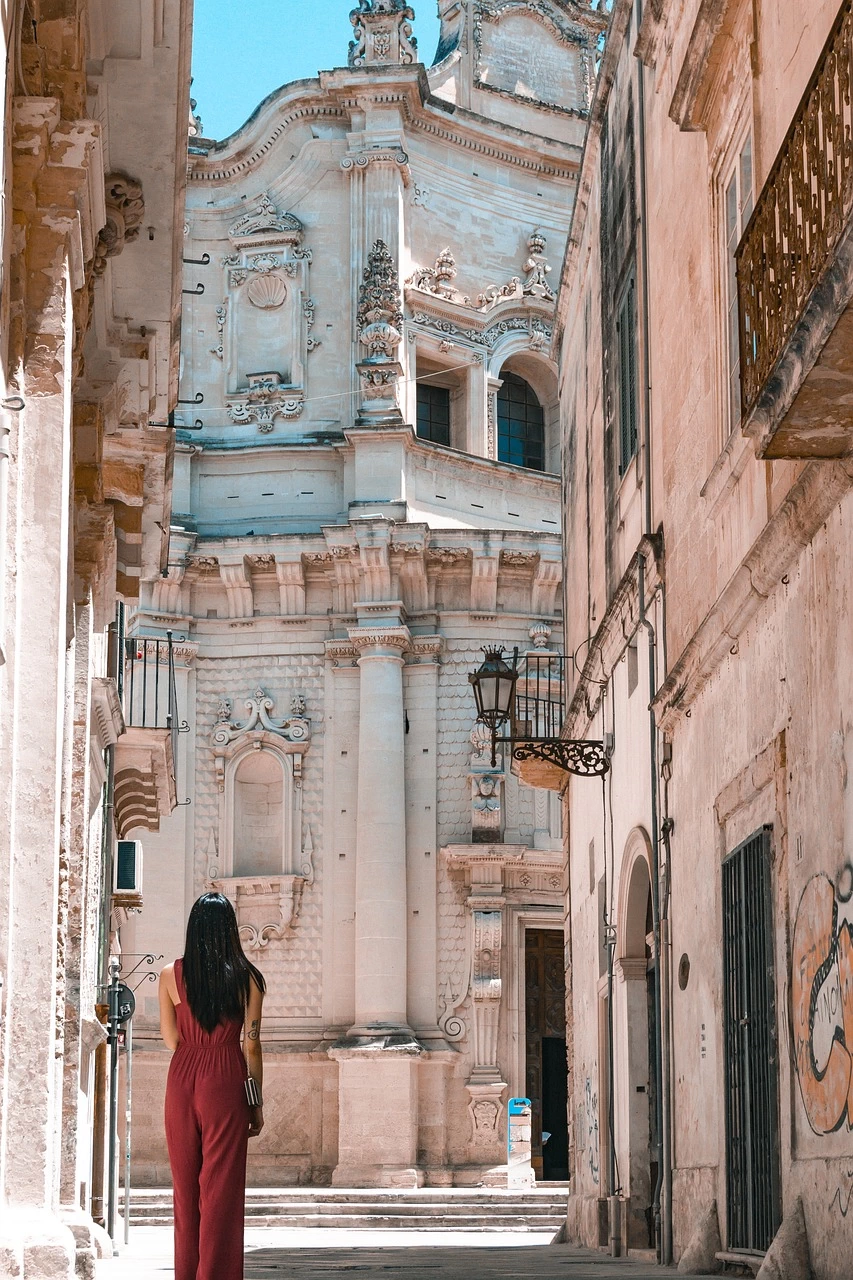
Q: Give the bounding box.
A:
[635,0,673,1259]
[0,414,9,665]
[637,556,667,1262]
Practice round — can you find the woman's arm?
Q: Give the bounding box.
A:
[158,965,180,1051]
[244,975,265,1137]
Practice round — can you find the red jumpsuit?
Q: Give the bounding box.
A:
[165,958,250,1280]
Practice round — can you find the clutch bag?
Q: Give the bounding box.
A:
[245,1076,262,1107]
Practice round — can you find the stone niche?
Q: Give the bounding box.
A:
[218,193,316,430]
[209,688,314,950]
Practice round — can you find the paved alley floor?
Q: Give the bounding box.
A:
[97,1226,716,1278]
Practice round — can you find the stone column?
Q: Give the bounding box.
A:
[330,616,425,1187]
[349,623,410,1030]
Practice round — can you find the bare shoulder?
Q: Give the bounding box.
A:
[159,962,179,1004]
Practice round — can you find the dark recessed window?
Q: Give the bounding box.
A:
[497,372,545,471]
[416,384,451,446]
[617,276,639,474]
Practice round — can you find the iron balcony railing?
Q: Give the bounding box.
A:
[123,631,186,770]
[737,0,853,419]
[512,654,609,778]
[513,653,568,742]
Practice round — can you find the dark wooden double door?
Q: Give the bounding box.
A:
[525,929,569,1181]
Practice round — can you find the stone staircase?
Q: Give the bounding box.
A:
[123,1186,569,1232]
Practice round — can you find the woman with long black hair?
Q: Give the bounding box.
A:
[159,892,266,1280]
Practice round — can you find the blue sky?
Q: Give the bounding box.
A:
[191,1,443,141]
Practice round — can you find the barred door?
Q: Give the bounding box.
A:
[722,827,781,1251]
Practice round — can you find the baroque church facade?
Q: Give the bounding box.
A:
[126,0,605,1187]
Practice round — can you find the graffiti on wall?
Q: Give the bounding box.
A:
[829,1168,853,1218]
[576,1077,600,1185]
[792,868,853,1134]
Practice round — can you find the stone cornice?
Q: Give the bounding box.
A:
[187,69,582,190]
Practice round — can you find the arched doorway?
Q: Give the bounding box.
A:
[617,833,658,1251]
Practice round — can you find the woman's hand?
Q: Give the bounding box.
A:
[248,1105,264,1138]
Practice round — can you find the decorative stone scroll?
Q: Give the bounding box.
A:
[226,372,304,431]
[349,0,418,67]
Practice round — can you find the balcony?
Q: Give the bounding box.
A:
[509,654,608,791]
[737,0,853,457]
[113,632,185,839]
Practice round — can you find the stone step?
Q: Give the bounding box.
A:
[122,1186,569,1231]
[125,1187,569,1203]
[125,1212,566,1230]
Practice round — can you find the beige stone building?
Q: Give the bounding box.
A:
[0,2,192,1274]
[124,0,607,1191]
[555,0,853,1275]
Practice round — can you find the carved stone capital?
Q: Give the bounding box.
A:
[347,626,411,655]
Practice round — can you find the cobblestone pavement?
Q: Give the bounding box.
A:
[97,1227,715,1278]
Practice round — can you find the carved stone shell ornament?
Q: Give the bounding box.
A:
[247,273,288,309]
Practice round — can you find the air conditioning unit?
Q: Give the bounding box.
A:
[115,840,143,895]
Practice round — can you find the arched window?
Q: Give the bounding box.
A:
[497,372,545,470]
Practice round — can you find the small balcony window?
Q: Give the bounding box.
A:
[416,383,451,446]
[497,373,545,471]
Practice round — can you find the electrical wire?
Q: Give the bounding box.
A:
[171,358,491,421]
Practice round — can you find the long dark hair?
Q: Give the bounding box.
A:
[182,893,266,1033]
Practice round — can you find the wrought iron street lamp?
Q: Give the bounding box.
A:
[468,646,609,778]
[468,646,519,736]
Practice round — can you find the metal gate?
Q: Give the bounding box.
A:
[722,826,781,1252]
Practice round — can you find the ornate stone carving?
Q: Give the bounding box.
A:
[522,228,555,301]
[188,555,219,572]
[357,240,404,358]
[341,149,410,175]
[228,193,304,246]
[94,175,145,276]
[248,553,277,570]
[529,621,552,649]
[211,686,311,752]
[473,774,502,834]
[356,240,405,424]
[501,550,538,566]
[226,372,304,430]
[472,1,604,117]
[303,296,321,351]
[349,0,418,67]
[347,627,410,653]
[427,547,471,565]
[214,876,307,950]
[210,301,227,359]
[471,908,503,1077]
[247,273,288,309]
[407,248,471,305]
